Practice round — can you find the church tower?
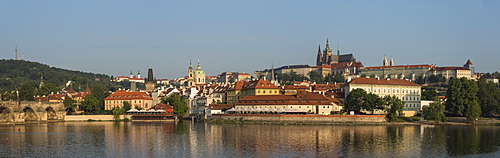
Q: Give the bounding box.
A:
[383,56,389,66]
[145,67,156,92]
[464,59,475,78]
[137,69,141,78]
[323,38,333,65]
[194,61,206,85]
[316,45,323,66]
[187,60,195,87]
[390,56,394,66]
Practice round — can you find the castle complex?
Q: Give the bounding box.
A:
[316,38,356,66]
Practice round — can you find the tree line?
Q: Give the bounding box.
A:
[345,89,405,122]
[272,70,345,85]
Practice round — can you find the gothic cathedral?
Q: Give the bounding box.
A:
[316,38,356,66]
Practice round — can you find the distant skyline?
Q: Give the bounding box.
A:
[1,1,499,79]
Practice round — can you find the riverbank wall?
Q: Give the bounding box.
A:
[210,114,388,123]
[65,115,132,121]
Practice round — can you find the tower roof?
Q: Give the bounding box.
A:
[465,59,473,65]
[324,38,332,52]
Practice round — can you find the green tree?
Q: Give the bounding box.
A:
[466,100,481,121]
[421,89,438,100]
[345,89,368,113]
[134,106,143,110]
[384,95,405,122]
[446,77,480,118]
[91,85,109,112]
[333,73,345,83]
[363,93,383,114]
[112,106,125,120]
[122,101,132,111]
[415,75,425,84]
[63,96,77,113]
[308,71,323,83]
[477,78,500,117]
[422,99,447,123]
[36,83,59,96]
[428,75,438,83]
[19,83,35,101]
[81,93,101,113]
[162,94,188,117]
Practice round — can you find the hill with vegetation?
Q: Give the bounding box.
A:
[0,59,112,92]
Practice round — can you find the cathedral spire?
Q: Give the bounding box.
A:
[316,44,323,66]
[390,56,394,66]
[189,59,193,70]
[325,38,332,52]
[337,43,340,56]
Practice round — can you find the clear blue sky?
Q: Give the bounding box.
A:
[1,1,499,79]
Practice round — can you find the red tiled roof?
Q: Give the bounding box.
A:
[242,79,278,89]
[238,73,251,76]
[34,96,49,102]
[311,65,332,68]
[364,64,435,70]
[465,59,473,65]
[236,93,336,106]
[208,104,234,110]
[330,62,364,69]
[348,77,420,86]
[67,87,76,94]
[104,90,153,100]
[432,67,469,71]
[152,103,174,110]
[48,94,65,100]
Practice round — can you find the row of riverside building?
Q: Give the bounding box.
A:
[36,38,480,118]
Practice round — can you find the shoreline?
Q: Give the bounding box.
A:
[206,115,500,126]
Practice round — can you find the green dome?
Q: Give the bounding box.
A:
[195,69,205,74]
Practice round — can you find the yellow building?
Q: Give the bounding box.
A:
[104,90,153,110]
[346,77,422,115]
[226,79,280,105]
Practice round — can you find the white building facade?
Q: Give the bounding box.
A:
[346,77,422,115]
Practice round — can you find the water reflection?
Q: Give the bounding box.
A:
[0,122,500,157]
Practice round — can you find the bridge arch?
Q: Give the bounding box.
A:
[0,106,14,123]
[46,107,58,120]
[23,107,38,122]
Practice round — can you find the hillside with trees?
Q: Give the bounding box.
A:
[0,59,113,92]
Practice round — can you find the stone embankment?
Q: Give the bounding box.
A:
[65,115,132,121]
[208,114,500,125]
[209,114,387,124]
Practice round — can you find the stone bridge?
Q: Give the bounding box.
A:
[0,101,66,124]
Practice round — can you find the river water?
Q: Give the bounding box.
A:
[1,121,500,157]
